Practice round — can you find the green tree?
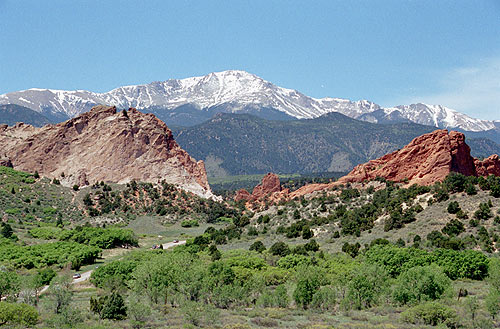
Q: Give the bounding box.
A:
[466,183,477,195]
[293,266,323,309]
[249,241,266,253]
[392,265,451,305]
[48,275,73,314]
[345,264,389,310]
[127,294,152,329]
[342,242,360,258]
[269,242,290,257]
[474,202,492,220]
[304,239,320,252]
[0,270,20,301]
[442,219,465,237]
[83,193,93,206]
[101,292,127,320]
[311,286,337,311]
[131,252,197,305]
[486,289,500,320]
[0,223,13,239]
[301,225,313,239]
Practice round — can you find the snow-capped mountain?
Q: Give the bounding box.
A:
[0,70,496,131]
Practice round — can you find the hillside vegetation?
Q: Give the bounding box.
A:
[2,165,500,327]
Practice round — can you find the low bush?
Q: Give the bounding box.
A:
[0,302,39,326]
[181,219,199,228]
[401,301,457,327]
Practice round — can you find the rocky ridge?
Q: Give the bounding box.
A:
[0,106,215,199]
[237,130,500,203]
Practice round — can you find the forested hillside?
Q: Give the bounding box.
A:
[173,113,500,177]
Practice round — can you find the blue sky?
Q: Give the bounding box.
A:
[1,0,499,119]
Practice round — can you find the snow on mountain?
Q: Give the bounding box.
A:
[0,70,496,131]
[388,104,495,132]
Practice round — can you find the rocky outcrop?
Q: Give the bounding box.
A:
[235,173,288,203]
[0,105,215,199]
[234,189,252,202]
[475,155,500,177]
[291,129,500,198]
[0,157,13,168]
[335,129,478,186]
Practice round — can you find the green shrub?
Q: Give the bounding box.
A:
[257,284,289,308]
[365,244,488,280]
[28,227,62,240]
[0,241,100,269]
[392,265,451,305]
[474,202,492,220]
[401,301,457,327]
[181,219,199,228]
[447,201,460,214]
[342,242,360,258]
[277,254,315,269]
[442,219,465,237]
[293,267,322,309]
[269,242,290,257]
[249,241,266,253]
[0,302,39,326]
[91,260,139,288]
[4,208,20,215]
[59,227,138,249]
[311,286,337,311]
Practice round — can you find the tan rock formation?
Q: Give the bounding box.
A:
[0,105,215,198]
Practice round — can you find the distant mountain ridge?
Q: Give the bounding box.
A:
[0,104,52,127]
[172,112,500,177]
[0,70,497,133]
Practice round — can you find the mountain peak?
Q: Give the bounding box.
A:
[0,71,496,132]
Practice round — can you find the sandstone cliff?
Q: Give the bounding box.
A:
[0,106,215,199]
[290,129,500,198]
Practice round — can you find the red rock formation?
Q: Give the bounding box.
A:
[252,173,282,198]
[234,189,252,202]
[0,105,215,198]
[291,129,499,198]
[234,173,288,203]
[475,155,500,177]
[335,129,482,186]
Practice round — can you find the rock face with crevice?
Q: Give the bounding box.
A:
[0,105,215,199]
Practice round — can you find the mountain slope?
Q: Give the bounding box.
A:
[0,104,52,127]
[0,70,495,131]
[172,113,434,176]
[172,113,500,177]
[0,106,215,199]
